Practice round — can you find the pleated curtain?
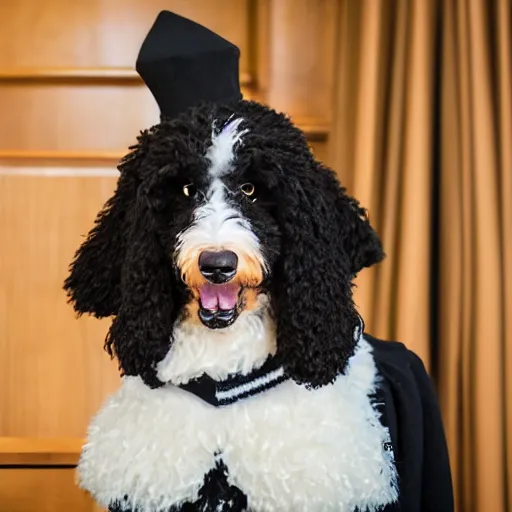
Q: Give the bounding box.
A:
[329,1,512,511]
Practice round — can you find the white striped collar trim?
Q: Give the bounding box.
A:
[215,367,286,403]
[178,356,288,407]
[177,317,364,407]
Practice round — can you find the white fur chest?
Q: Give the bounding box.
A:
[78,339,397,512]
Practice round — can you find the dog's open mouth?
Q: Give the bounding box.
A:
[198,283,241,329]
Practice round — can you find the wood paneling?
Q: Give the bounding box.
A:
[0,0,333,156]
[0,67,143,82]
[0,437,99,511]
[261,0,338,122]
[0,3,338,510]
[0,85,327,154]
[0,173,120,437]
[0,0,335,444]
[0,84,159,152]
[0,468,94,512]
[0,0,251,76]
[0,67,253,86]
[0,437,82,465]
[0,152,126,166]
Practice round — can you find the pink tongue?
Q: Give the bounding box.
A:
[199,283,240,311]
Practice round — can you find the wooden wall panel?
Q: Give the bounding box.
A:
[0,437,82,465]
[0,0,332,155]
[0,0,334,448]
[0,83,326,153]
[0,468,94,512]
[261,0,338,124]
[0,173,120,437]
[0,0,251,77]
[0,1,337,507]
[0,84,159,152]
[0,438,101,511]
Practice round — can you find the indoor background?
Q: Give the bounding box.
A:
[0,1,510,511]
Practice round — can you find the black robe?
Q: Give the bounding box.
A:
[367,335,454,511]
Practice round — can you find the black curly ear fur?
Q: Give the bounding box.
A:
[336,190,384,276]
[63,131,151,317]
[104,185,178,388]
[274,158,384,388]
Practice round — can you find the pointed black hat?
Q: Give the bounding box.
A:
[136,11,242,118]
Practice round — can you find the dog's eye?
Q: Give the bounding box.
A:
[183,183,197,198]
[240,183,255,198]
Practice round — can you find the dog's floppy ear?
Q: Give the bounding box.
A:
[274,160,384,388]
[335,184,384,276]
[63,132,150,317]
[104,183,178,388]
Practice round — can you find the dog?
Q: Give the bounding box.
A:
[63,100,407,512]
[63,12,453,511]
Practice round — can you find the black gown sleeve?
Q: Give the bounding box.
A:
[407,350,453,511]
[367,335,454,512]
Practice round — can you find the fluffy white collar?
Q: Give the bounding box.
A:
[78,337,398,512]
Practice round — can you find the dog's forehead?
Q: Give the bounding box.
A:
[161,104,300,184]
[205,116,249,178]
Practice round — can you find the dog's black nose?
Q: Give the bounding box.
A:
[199,250,238,284]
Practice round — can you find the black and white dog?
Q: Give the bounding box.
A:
[65,11,454,510]
[64,100,404,511]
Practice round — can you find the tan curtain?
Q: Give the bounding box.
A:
[329,1,512,511]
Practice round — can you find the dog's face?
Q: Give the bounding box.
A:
[65,101,384,389]
[154,116,281,331]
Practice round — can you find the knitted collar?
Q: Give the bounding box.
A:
[178,316,365,407]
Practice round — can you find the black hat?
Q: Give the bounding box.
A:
[136,11,242,118]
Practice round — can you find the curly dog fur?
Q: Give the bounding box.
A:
[65,100,384,391]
